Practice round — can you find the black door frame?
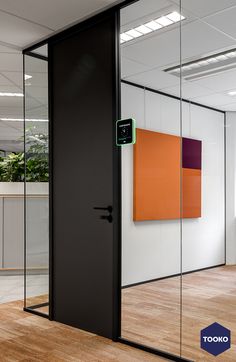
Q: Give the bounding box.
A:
[23,1,194,361]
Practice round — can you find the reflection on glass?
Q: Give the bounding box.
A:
[120,0,182,357]
[24,45,49,315]
[181,0,234,360]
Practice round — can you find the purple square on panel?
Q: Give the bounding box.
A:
[182,137,202,170]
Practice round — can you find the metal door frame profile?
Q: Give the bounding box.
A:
[23,0,195,360]
[23,0,134,338]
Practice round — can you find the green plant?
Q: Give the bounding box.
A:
[0,153,25,182]
[26,154,48,182]
[0,132,49,182]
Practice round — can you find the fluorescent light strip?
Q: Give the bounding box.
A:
[167,48,236,74]
[24,74,32,80]
[0,92,23,97]
[0,118,48,122]
[155,16,173,27]
[120,33,133,42]
[125,29,142,38]
[121,11,185,44]
[166,11,185,22]
[228,90,236,96]
[145,21,162,31]
[135,25,153,34]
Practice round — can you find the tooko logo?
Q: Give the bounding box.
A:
[200,322,231,356]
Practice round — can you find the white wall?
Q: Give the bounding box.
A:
[121,82,225,286]
[226,112,236,265]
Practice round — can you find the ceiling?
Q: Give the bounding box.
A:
[0,0,122,152]
[0,0,236,152]
[121,0,236,112]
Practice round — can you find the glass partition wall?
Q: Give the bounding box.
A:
[22,0,236,360]
[120,0,183,358]
[181,1,232,361]
[121,1,235,361]
[24,45,49,316]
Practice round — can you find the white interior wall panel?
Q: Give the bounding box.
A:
[3,197,24,268]
[121,82,225,286]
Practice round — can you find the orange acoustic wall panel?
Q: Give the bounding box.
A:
[133,128,181,221]
[133,128,202,221]
[182,168,201,218]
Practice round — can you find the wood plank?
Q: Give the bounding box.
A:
[0,300,164,361]
[122,265,236,361]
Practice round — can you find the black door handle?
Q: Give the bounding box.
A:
[93,206,113,223]
[93,206,113,213]
[100,215,113,223]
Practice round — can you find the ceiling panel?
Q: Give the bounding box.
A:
[0,44,19,53]
[0,122,22,140]
[0,74,14,86]
[122,26,181,68]
[124,68,180,90]
[0,11,51,48]
[0,84,22,92]
[0,97,23,108]
[26,107,48,119]
[0,53,22,72]
[193,69,236,94]
[122,18,233,70]
[2,71,23,87]
[0,0,120,31]
[181,20,234,62]
[162,82,215,99]
[121,57,149,78]
[204,7,236,39]
[0,106,23,118]
[25,97,46,111]
[25,87,48,99]
[221,102,236,111]
[173,0,236,18]
[191,93,233,107]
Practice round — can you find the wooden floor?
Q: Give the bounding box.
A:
[0,300,165,362]
[25,294,49,315]
[122,265,236,362]
[4,266,236,361]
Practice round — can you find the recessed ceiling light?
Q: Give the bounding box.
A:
[216,55,227,61]
[165,48,236,77]
[144,21,162,31]
[198,60,209,66]
[207,58,218,63]
[0,92,23,97]
[120,11,185,44]
[24,74,32,80]
[189,63,200,68]
[166,11,185,22]
[120,33,133,42]
[155,16,173,27]
[125,29,142,38]
[227,51,236,58]
[135,25,153,35]
[228,90,236,96]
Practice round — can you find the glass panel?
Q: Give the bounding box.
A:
[0,50,24,305]
[24,46,49,315]
[181,0,234,360]
[120,0,182,356]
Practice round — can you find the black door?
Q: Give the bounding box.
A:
[49,12,120,339]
